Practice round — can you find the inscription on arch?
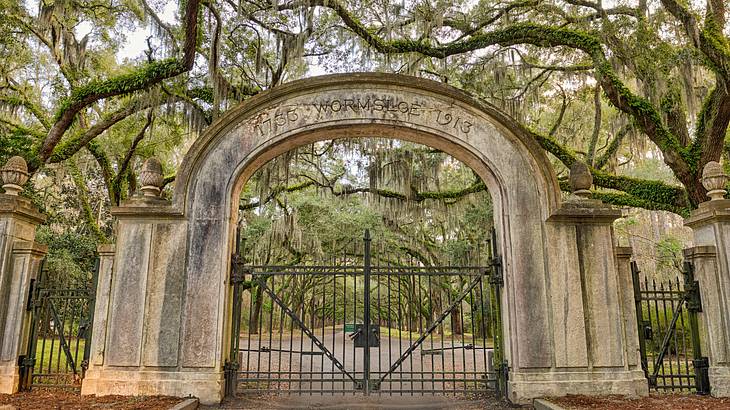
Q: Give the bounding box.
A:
[248,92,475,139]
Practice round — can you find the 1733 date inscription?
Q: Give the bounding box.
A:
[251,96,473,137]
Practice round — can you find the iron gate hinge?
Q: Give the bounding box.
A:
[230,254,247,285]
[489,256,503,286]
[25,279,35,311]
[683,261,703,313]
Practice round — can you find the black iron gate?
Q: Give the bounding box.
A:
[225,230,505,397]
[19,258,98,390]
[632,260,709,394]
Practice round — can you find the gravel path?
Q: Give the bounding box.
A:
[237,330,494,394]
[206,392,524,409]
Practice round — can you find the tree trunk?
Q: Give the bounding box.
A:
[451,303,462,335]
[249,287,264,334]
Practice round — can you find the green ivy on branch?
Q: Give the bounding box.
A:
[536,131,689,212]
[32,0,202,170]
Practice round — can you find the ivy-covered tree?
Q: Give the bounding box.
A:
[1,0,728,220]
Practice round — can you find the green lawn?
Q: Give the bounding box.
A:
[33,338,86,373]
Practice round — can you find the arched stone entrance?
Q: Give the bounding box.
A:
[78,73,647,404]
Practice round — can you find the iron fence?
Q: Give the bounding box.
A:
[632,260,709,394]
[19,258,98,390]
[226,230,505,397]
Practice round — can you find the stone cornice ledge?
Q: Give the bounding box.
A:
[683,245,717,258]
[11,240,48,256]
[685,200,730,228]
[547,197,622,224]
[0,194,46,225]
[110,195,184,220]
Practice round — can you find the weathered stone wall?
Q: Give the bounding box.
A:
[0,194,46,393]
[80,74,647,404]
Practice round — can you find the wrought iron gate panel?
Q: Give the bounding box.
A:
[228,230,504,397]
[632,260,709,394]
[20,258,98,390]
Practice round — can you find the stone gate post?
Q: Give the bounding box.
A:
[518,162,647,400]
[683,161,730,396]
[0,157,46,393]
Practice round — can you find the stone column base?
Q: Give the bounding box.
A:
[710,367,730,397]
[508,369,648,403]
[0,364,20,394]
[81,369,223,405]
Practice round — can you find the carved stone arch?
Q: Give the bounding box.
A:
[81,74,647,404]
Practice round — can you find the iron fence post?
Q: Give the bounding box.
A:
[631,261,649,380]
[225,228,245,398]
[488,228,508,400]
[363,229,371,395]
[20,258,45,391]
[683,261,711,395]
[81,256,100,378]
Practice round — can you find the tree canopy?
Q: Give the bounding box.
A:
[2,0,729,225]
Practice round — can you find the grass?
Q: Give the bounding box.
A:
[33,338,86,374]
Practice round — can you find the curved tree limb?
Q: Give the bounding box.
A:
[33,0,202,169]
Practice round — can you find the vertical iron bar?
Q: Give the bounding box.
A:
[245,271,254,389]
[666,280,676,391]
[415,257,424,394]
[376,242,382,395]
[397,262,404,396]
[286,275,294,395]
[469,277,478,391]
[448,280,456,395]
[225,227,244,398]
[22,259,45,390]
[353,248,358,393]
[459,284,467,393]
[631,261,649,380]
[331,249,337,394]
[478,274,489,391]
[81,256,99,379]
[276,275,285,392]
[645,275,655,387]
[674,275,685,389]
[378,257,390,396]
[298,276,305,394]
[427,274,435,394]
[319,268,326,393]
[342,254,347,395]
[684,261,710,395]
[439,273,446,395]
[266,276,275,390]
[363,230,371,395]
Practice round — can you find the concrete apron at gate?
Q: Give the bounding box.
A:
[27,73,645,404]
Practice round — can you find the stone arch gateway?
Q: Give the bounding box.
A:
[79,73,647,404]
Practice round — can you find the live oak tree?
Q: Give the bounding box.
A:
[1,0,728,229]
[237,138,495,336]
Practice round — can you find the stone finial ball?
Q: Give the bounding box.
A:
[139,157,164,197]
[569,161,593,195]
[702,161,728,201]
[4,156,28,173]
[0,156,30,195]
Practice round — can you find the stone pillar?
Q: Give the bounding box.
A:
[510,162,647,401]
[683,161,730,396]
[615,246,642,369]
[81,159,208,400]
[86,244,115,368]
[0,157,46,393]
